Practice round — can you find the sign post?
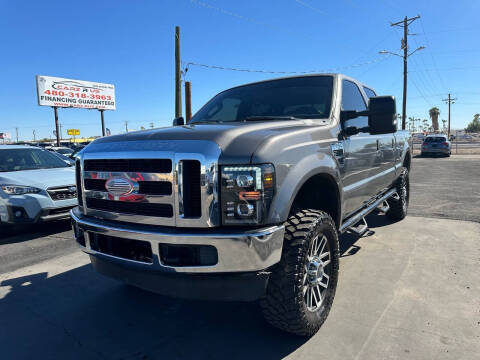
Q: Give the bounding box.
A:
[36,75,116,138]
[100,109,105,136]
[53,107,60,146]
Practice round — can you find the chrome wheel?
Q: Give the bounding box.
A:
[303,234,331,312]
[401,174,409,213]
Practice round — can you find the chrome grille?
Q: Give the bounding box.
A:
[84,159,171,173]
[47,186,77,201]
[79,141,221,227]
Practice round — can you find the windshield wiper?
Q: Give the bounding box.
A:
[241,116,299,121]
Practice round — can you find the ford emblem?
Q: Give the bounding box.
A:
[105,177,134,196]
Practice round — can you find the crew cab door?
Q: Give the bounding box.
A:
[363,87,396,195]
[340,80,377,216]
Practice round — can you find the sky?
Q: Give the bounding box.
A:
[0,0,479,141]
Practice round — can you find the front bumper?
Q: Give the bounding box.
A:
[71,207,285,299]
[70,207,285,298]
[0,194,77,224]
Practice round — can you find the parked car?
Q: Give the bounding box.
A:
[48,146,74,156]
[50,151,75,166]
[0,145,77,226]
[71,74,411,336]
[69,146,85,160]
[421,134,451,157]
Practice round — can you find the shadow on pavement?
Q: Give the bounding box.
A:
[0,220,71,244]
[0,266,306,360]
[0,212,395,359]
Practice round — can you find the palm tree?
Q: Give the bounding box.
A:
[429,107,440,131]
[408,116,415,131]
[442,119,447,132]
[422,119,429,132]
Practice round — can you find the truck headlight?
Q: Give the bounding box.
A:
[0,185,42,195]
[221,164,275,225]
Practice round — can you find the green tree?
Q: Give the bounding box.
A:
[408,116,415,131]
[465,114,480,133]
[422,119,429,132]
[429,107,440,131]
[441,119,447,132]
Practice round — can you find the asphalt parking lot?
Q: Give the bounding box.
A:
[1,155,479,360]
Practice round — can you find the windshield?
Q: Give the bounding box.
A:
[425,137,447,143]
[0,148,69,172]
[190,76,333,123]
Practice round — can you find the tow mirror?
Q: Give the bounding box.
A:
[172,117,185,126]
[368,96,397,135]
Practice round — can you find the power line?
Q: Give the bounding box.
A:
[419,18,447,93]
[294,0,329,16]
[190,0,274,29]
[409,75,434,107]
[409,66,480,72]
[184,55,391,75]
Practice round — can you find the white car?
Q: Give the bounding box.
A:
[48,146,74,156]
[0,145,77,226]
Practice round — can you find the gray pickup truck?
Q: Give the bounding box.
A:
[71,74,411,336]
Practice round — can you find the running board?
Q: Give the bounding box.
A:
[348,217,369,236]
[340,189,397,234]
[376,200,390,214]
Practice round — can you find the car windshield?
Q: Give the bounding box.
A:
[0,148,69,172]
[190,76,333,123]
[425,137,446,143]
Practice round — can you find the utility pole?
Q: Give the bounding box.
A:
[15,127,19,143]
[380,15,422,130]
[124,121,128,133]
[185,81,192,122]
[175,26,182,119]
[33,130,36,142]
[442,94,457,138]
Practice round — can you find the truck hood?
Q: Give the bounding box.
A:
[0,167,75,190]
[91,120,327,163]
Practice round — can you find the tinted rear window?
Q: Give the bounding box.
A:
[424,137,446,143]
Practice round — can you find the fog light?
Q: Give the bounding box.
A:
[15,211,22,218]
[237,203,254,216]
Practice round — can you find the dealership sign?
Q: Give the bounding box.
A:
[0,132,11,140]
[67,129,80,136]
[36,75,116,110]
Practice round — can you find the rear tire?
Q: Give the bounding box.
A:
[387,167,409,221]
[260,209,339,336]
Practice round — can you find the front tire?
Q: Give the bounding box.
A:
[387,167,409,220]
[260,209,339,336]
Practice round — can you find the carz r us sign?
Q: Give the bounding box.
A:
[36,75,116,110]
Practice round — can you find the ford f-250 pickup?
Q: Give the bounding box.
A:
[71,74,411,336]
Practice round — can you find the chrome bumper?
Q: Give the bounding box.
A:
[70,207,284,273]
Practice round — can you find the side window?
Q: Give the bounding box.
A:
[341,80,368,130]
[363,87,376,99]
